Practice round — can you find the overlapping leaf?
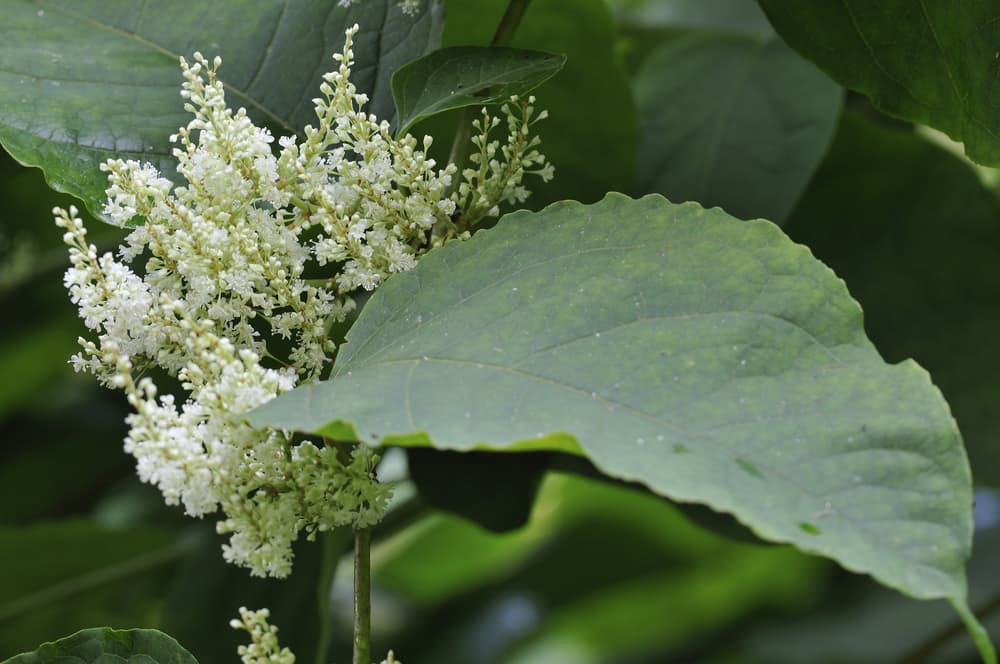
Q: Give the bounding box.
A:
[249,193,989,657]
[758,0,1000,166]
[391,46,565,136]
[0,0,443,221]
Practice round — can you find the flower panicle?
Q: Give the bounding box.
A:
[55,23,551,580]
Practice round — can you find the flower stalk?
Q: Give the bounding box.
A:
[353,526,372,664]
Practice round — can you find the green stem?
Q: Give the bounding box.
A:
[444,0,533,197]
[352,526,372,664]
[897,592,1000,664]
[313,531,339,664]
[490,0,532,48]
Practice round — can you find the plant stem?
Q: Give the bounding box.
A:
[897,592,1000,663]
[313,531,339,664]
[444,0,533,196]
[352,526,372,664]
[490,0,532,48]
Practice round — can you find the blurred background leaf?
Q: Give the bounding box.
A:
[162,526,352,664]
[632,31,841,224]
[363,472,829,664]
[0,519,185,658]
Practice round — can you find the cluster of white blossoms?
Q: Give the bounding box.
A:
[56,24,551,579]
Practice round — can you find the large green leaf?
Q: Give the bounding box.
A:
[3,627,198,664]
[633,33,842,224]
[0,0,443,221]
[391,47,566,137]
[784,112,1000,489]
[248,193,990,657]
[757,1,1000,167]
[436,0,636,206]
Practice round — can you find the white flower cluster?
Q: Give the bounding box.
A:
[56,25,550,578]
[231,607,296,664]
[457,98,554,224]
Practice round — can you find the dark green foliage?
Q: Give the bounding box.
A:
[759,0,1000,166]
[633,32,841,224]
[1,0,998,661]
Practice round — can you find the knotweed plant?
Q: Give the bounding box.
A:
[55,24,550,663]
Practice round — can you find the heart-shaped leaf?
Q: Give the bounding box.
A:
[2,627,197,664]
[391,46,565,136]
[0,0,443,222]
[248,193,993,660]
